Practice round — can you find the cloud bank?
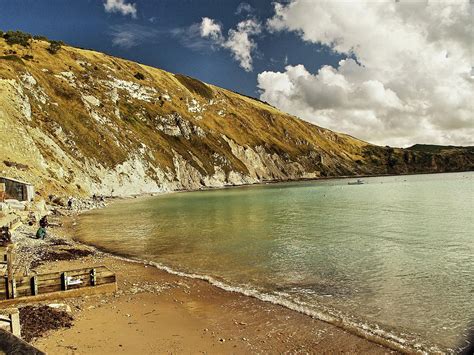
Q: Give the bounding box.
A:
[258,0,473,147]
[103,0,137,18]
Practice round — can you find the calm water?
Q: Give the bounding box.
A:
[76,172,474,351]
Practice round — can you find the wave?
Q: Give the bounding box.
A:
[89,248,448,354]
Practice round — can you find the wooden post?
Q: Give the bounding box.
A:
[4,277,9,300]
[10,279,16,300]
[90,269,96,286]
[31,276,38,296]
[61,272,68,291]
[6,246,15,299]
[9,310,20,337]
[6,246,13,282]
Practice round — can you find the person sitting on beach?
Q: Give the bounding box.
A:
[36,226,47,240]
[39,215,49,228]
[36,215,49,240]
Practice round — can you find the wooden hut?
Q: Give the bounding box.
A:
[0,178,34,202]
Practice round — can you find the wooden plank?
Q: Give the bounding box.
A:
[36,266,110,281]
[20,274,111,290]
[13,284,34,293]
[37,284,62,294]
[15,288,30,298]
[95,275,116,286]
[15,273,116,295]
[0,282,117,307]
[25,277,61,289]
[12,276,30,288]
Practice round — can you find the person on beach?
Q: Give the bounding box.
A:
[36,215,49,240]
[36,226,47,240]
[39,215,49,228]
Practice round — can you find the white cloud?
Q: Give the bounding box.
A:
[259,0,473,147]
[104,0,137,18]
[200,17,223,42]
[200,17,261,71]
[235,2,254,15]
[109,24,158,49]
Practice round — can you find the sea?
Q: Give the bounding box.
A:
[75,172,474,352]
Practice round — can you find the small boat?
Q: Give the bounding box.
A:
[348,179,364,185]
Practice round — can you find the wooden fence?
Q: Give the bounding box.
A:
[0,266,116,305]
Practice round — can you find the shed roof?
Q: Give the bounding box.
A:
[0,177,33,186]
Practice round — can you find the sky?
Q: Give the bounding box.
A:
[0,0,472,147]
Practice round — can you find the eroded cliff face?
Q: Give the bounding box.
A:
[0,39,472,198]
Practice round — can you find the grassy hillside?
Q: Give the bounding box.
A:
[0,33,472,198]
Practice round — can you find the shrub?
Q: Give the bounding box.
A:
[0,55,25,65]
[4,30,32,47]
[134,72,145,80]
[33,35,49,41]
[47,40,63,54]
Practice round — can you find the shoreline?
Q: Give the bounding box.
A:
[92,170,473,206]
[15,219,400,354]
[15,171,471,353]
[69,222,444,355]
[63,171,472,354]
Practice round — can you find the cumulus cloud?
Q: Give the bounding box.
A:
[199,17,261,71]
[259,0,473,147]
[200,17,223,42]
[103,0,137,18]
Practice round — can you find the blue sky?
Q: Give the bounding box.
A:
[0,0,343,97]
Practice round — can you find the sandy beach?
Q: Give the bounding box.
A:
[7,213,398,354]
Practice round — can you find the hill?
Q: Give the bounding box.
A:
[0,33,472,197]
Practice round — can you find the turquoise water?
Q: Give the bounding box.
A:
[76,172,474,351]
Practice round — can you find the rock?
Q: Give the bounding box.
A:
[48,303,72,313]
[219,338,225,343]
